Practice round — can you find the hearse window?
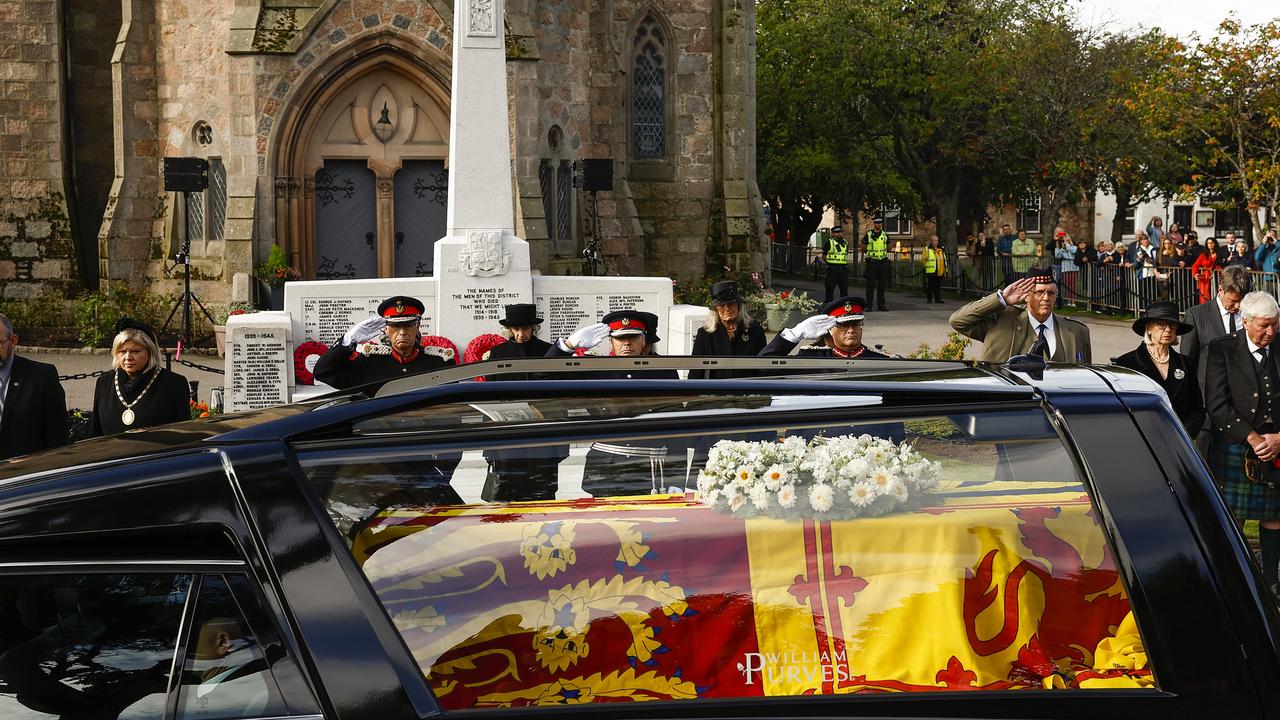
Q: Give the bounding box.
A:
[349,393,880,436]
[0,573,192,719]
[299,408,1154,709]
[176,574,293,720]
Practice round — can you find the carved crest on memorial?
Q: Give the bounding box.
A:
[458,230,511,277]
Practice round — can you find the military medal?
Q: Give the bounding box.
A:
[114,368,161,427]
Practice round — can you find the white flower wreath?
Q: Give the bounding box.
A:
[696,434,940,519]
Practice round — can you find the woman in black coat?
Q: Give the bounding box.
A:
[1113,301,1205,432]
[690,281,766,378]
[90,318,191,437]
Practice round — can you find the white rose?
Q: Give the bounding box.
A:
[729,493,747,512]
[749,484,770,510]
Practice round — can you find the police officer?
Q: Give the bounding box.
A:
[546,309,679,379]
[313,295,452,389]
[820,225,850,302]
[863,217,891,311]
[759,296,888,358]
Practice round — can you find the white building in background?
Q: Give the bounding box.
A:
[1093,191,1271,247]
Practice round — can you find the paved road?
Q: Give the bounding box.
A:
[24,279,1147,410]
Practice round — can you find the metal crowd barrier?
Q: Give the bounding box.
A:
[770,242,1280,318]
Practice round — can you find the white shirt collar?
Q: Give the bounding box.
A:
[1217,296,1234,318]
[1247,334,1266,357]
[1027,313,1056,334]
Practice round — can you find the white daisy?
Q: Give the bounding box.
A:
[808,484,835,513]
[777,484,797,508]
[849,481,876,507]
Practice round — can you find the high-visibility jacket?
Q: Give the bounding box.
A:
[923,247,946,275]
[825,237,848,264]
[865,231,889,260]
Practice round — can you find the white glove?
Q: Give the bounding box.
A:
[343,315,387,346]
[567,322,611,350]
[781,314,836,343]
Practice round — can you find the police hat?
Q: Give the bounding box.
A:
[601,310,651,338]
[378,296,425,324]
[115,317,158,344]
[820,296,866,323]
[830,225,844,234]
[872,217,884,225]
[499,303,543,327]
[710,281,745,306]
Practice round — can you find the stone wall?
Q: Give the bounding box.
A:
[0,0,77,301]
[65,0,119,276]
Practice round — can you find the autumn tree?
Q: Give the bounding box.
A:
[1138,17,1280,240]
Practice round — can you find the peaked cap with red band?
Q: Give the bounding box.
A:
[820,296,866,323]
[601,309,650,337]
[377,295,426,324]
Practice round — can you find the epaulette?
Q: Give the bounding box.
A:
[424,345,456,362]
[1057,315,1088,327]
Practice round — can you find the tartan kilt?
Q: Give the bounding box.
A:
[1212,439,1280,521]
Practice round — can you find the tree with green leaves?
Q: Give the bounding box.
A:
[1137,17,1280,240]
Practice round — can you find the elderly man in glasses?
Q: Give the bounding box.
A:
[949,267,1092,363]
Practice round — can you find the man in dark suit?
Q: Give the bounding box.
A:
[1205,291,1280,589]
[0,313,68,460]
[1181,265,1252,453]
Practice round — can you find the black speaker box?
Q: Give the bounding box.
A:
[164,157,210,192]
[578,158,613,192]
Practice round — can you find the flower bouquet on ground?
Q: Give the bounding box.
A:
[696,434,941,520]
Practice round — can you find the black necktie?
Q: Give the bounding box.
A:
[1230,313,1237,333]
[1029,324,1050,358]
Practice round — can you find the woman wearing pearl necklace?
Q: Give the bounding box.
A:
[1114,301,1204,432]
[89,318,191,437]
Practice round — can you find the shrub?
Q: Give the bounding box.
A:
[74,282,168,347]
[907,331,972,360]
[1,291,65,341]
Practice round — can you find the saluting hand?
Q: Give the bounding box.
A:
[567,322,611,350]
[782,314,837,342]
[343,315,386,346]
[1000,276,1038,306]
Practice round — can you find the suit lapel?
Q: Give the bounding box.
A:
[1051,321,1067,362]
[1233,332,1262,393]
[1012,312,1030,355]
[0,358,23,436]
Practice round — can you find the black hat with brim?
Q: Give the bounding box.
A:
[499,303,543,327]
[709,281,745,306]
[1131,301,1194,336]
[601,309,650,338]
[115,317,157,345]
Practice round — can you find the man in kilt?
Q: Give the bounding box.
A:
[1206,291,1280,589]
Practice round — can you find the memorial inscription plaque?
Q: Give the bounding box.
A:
[229,326,290,411]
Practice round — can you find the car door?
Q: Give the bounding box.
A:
[0,451,323,720]
[277,381,1258,719]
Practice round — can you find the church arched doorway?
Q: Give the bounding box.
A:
[273,40,451,278]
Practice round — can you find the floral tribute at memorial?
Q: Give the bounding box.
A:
[696,435,941,519]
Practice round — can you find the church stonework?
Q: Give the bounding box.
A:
[1,0,766,306]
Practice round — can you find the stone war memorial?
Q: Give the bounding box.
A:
[228,0,694,410]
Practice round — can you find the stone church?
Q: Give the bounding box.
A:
[0,0,766,305]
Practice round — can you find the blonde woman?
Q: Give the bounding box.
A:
[89,318,190,436]
[691,281,766,378]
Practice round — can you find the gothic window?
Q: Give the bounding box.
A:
[631,14,668,161]
[540,126,577,256]
[179,158,227,245]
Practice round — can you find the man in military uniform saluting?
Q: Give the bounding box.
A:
[314,295,453,389]
[759,296,888,358]
[546,309,679,379]
[862,217,891,311]
[820,225,850,302]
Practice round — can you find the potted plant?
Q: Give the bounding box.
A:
[254,244,301,310]
[750,288,818,331]
[213,301,254,357]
